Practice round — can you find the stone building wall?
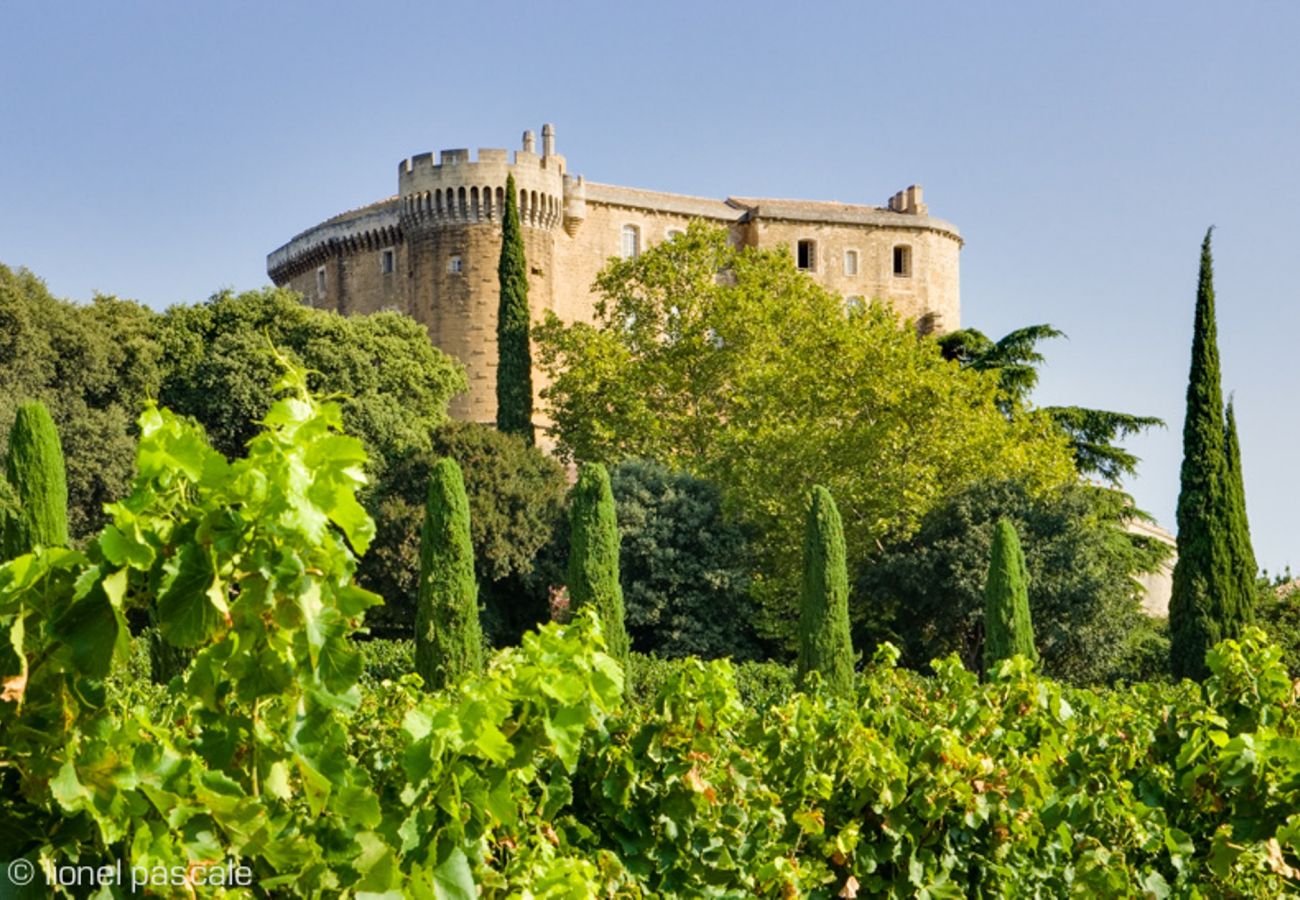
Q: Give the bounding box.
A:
[266,125,965,431]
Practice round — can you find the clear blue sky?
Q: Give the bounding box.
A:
[3,1,1297,573]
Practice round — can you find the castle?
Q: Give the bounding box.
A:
[267,124,963,424]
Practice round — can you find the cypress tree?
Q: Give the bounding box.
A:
[1223,399,1257,624]
[496,171,534,444]
[983,518,1037,674]
[796,485,855,695]
[1170,229,1248,681]
[2,400,68,559]
[567,462,629,666]
[414,457,483,691]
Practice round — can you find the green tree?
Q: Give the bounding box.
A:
[536,223,1075,644]
[496,172,534,444]
[1170,229,1252,681]
[982,519,1037,673]
[157,287,465,474]
[359,421,568,641]
[1224,399,1258,626]
[860,479,1165,684]
[567,462,629,667]
[797,485,855,694]
[0,265,161,541]
[610,459,764,660]
[939,323,1164,484]
[414,457,483,691]
[1,401,69,558]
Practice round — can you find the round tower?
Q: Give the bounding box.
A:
[397,126,565,421]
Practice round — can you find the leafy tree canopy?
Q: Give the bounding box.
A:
[610,459,765,661]
[359,421,568,639]
[860,478,1170,684]
[939,323,1163,484]
[0,264,161,541]
[536,223,1075,644]
[157,287,466,474]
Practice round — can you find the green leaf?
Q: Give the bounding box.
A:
[157,543,226,648]
[432,846,475,900]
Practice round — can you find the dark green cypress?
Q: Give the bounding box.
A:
[1170,229,1248,681]
[2,400,68,559]
[1223,399,1257,626]
[496,172,534,444]
[796,485,855,695]
[414,458,483,691]
[982,518,1037,674]
[567,462,629,666]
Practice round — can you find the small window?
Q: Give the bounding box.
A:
[844,249,858,276]
[316,267,326,295]
[621,224,641,259]
[844,295,864,315]
[666,228,685,241]
[893,245,912,277]
[797,239,816,271]
[448,255,463,274]
[381,248,395,274]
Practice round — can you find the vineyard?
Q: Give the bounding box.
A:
[1,373,1298,898]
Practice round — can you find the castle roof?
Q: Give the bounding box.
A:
[582,183,742,221]
[727,196,961,240]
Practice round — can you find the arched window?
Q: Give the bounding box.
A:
[470,186,480,220]
[457,187,467,219]
[622,224,641,259]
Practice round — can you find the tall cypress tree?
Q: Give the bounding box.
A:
[1170,228,1248,681]
[414,457,483,691]
[1223,399,1257,625]
[567,462,629,667]
[2,400,68,559]
[983,518,1037,674]
[796,485,855,695]
[497,171,534,444]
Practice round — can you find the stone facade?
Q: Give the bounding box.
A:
[268,124,963,426]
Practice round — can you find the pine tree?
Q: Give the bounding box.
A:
[496,172,534,444]
[1223,399,1257,625]
[796,485,855,695]
[983,518,1037,674]
[2,400,69,559]
[567,462,629,666]
[1170,228,1251,680]
[414,458,483,691]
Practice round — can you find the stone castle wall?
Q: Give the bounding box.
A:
[267,125,964,430]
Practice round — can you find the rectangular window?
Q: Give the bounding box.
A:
[381,248,395,274]
[622,225,641,259]
[893,245,912,277]
[844,249,858,276]
[448,255,463,274]
[316,267,326,295]
[797,239,815,271]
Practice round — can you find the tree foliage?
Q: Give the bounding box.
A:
[414,458,483,691]
[0,264,160,541]
[2,401,69,559]
[567,462,630,667]
[1170,229,1254,680]
[982,519,1037,673]
[157,286,465,474]
[860,479,1166,684]
[610,459,765,660]
[358,421,567,640]
[939,322,1164,484]
[536,223,1075,643]
[797,486,855,695]
[496,172,534,443]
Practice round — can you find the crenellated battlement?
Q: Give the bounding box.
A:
[397,125,578,232]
